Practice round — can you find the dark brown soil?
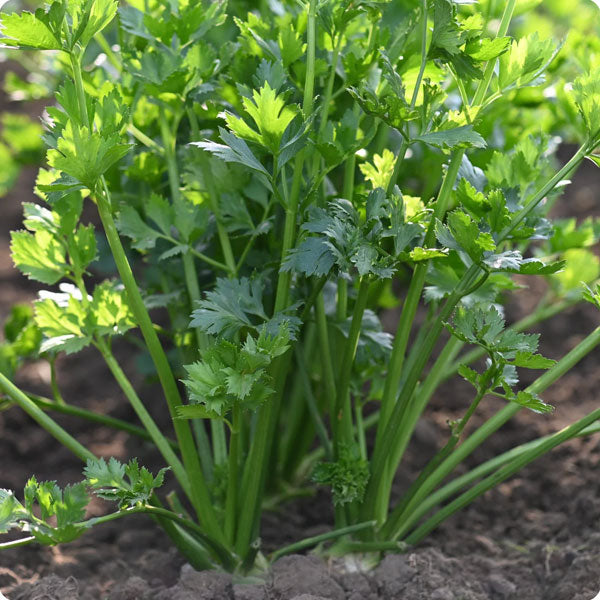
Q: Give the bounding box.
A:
[1,70,600,599]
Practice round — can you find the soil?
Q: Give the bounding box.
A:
[1,68,600,599]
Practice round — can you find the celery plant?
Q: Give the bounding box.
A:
[1,0,600,573]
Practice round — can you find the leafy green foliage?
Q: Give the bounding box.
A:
[116,192,210,256]
[359,149,396,190]
[450,307,555,413]
[181,326,290,417]
[435,183,564,275]
[1,114,45,163]
[34,281,135,354]
[84,457,168,509]
[1,0,597,573]
[190,277,301,340]
[498,33,560,91]
[47,121,131,191]
[0,305,41,379]
[552,248,600,292]
[0,11,63,50]
[0,457,168,547]
[0,478,89,545]
[313,445,370,506]
[10,200,96,285]
[225,83,298,154]
[571,69,600,143]
[0,0,118,52]
[194,128,270,178]
[283,192,429,279]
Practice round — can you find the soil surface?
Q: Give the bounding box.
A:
[1,66,600,600]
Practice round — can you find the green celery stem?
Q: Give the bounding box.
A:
[389,325,600,541]
[95,188,225,544]
[0,371,95,462]
[96,339,192,500]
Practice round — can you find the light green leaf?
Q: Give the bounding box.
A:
[513,352,556,369]
[571,69,600,141]
[225,83,297,154]
[47,121,131,190]
[465,36,511,61]
[116,205,161,251]
[409,247,448,261]
[71,0,118,49]
[359,149,396,190]
[414,125,486,150]
[498,33,559,90]
[193,128,270,177]
[0,11,62,50]
[35,290,90,354]
[512,390,554,414]
[10,229,68,285]
[553,248,600,291]
[278,25,305,67]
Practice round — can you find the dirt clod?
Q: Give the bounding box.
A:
[156,563,234,600]
[488,574,517,599]
[12,576,79,600]
[233,583,267,600]
[270,556,345,600]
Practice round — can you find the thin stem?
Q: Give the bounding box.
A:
[333,540,407,554]
[295,346,333,460]
[50,358,66,405]
[310,32,343,187]
[182,243,230,272]
[95,338,192,499]
[225,404,241,544]
[336,278,348,321]
[199,158,236,274]
[69,52,90,126]
[0,536,36,550]
[274,0,317,312]
[367,261,481,525]
[386,141,410,196]
[181,254,206,354]
[86,504,234,569]
[383,368,494,538]
[161,109,226,477]
[234,200,272,275]
[315,293,338,419]
[0,371,95,462]
[269,521,376,562]
[499,145,589,242]
[406,401,600,545]
[415,420,600,524]
[355,401,367,461]
[186,105,201,141]
[235,351,292,557]
[19,392,178,450]
[300,276,328,322]
[389,325,600,540]
[94,32,121,71]
[334,277,371,451]
[128,124,165,155]
[95,181,223,544]
[377,151,464,439]
[337,103,359,323]
[409,0,429,108]
[471,0,517,107]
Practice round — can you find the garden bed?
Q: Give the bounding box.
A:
[1,139,599,599]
